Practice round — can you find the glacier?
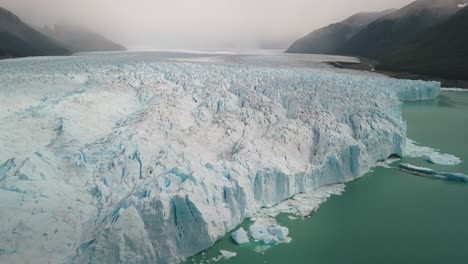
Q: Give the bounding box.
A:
[0,52,440,264]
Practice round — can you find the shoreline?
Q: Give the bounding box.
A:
[329,58,468,89]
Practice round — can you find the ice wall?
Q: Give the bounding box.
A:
[0,53,440,263]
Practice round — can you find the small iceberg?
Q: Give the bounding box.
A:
[247,223,291,245]
[210,250,238,262]
[399,163,468,182]
[248,223,279,245]
[231,227,249,245]
[219,250,237,260]
[399,163,438,175]
[267,226,289,241]
[248,223,270,241]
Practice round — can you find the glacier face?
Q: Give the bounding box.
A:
[0,52,440,263]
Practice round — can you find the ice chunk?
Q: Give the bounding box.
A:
[231,227,249,244]
[249,223,269,241]
[399,163,438,175]
[426,153,461,166]
[262,234,279,245]
[243,222,290,246]
[399,163,468,182]
[220,250,237,260]
[439,172,468,182]
[268,225,289,241]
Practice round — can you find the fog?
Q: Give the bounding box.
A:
[1,0,413,50]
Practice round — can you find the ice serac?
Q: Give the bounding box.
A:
[0,53,440,264]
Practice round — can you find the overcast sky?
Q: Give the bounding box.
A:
[1,0,413,50]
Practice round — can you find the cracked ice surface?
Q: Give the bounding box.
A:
[0,52,440,263]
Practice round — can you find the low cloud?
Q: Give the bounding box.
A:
[1,0,413,50]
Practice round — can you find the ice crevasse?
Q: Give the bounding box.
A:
[0,54,440,263]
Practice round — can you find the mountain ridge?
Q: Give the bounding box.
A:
[286,9,395,54]
[0,7,126,59]
[337,0,465,57]
[41,24,126,53]
[0,7,69,58]
[378,6,468,80]
[286,0,468,81]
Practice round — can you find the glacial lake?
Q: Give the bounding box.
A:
[187,90,468,264]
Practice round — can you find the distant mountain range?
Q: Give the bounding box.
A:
[286,9,396,54]
[42,24,126,53]
[0,7,125,59]
[378,5,468,80]
[287,0,468,81]
[0,7,68,58]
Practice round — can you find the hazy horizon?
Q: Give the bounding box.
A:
[1,0,413,50]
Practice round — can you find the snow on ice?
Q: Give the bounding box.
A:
[0,52,440,263]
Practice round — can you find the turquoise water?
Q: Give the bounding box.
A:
[187,91,468,264]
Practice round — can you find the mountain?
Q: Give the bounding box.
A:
[378,6,468,80]
[42,24,126,53]
[286,9,395,54]
[337,0,464,58]
[0,7,69,58]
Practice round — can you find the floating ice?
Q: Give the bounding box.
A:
[441,88,468,92]
[399,163,438,175]
[249,223,270,241]
[219,250,237,260]
[231,228,249,244]
[406,139,461,165]
[426,153,461,166]
[399,163,468,182]
[254,184,345,219]
[239,184,342,250]
[268,226,289,241]
[406,139,439,157]
[0,52,440,263]
[246,222,289,246]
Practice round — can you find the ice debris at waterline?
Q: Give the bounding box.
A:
[399,164,468,182]
[204,250,238,263]
[0,52,440,263]
[406,139,461,166]
[229,184,343,249]
[220,250,237,260]
[253,184,345,219]
[248,223,291,245]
